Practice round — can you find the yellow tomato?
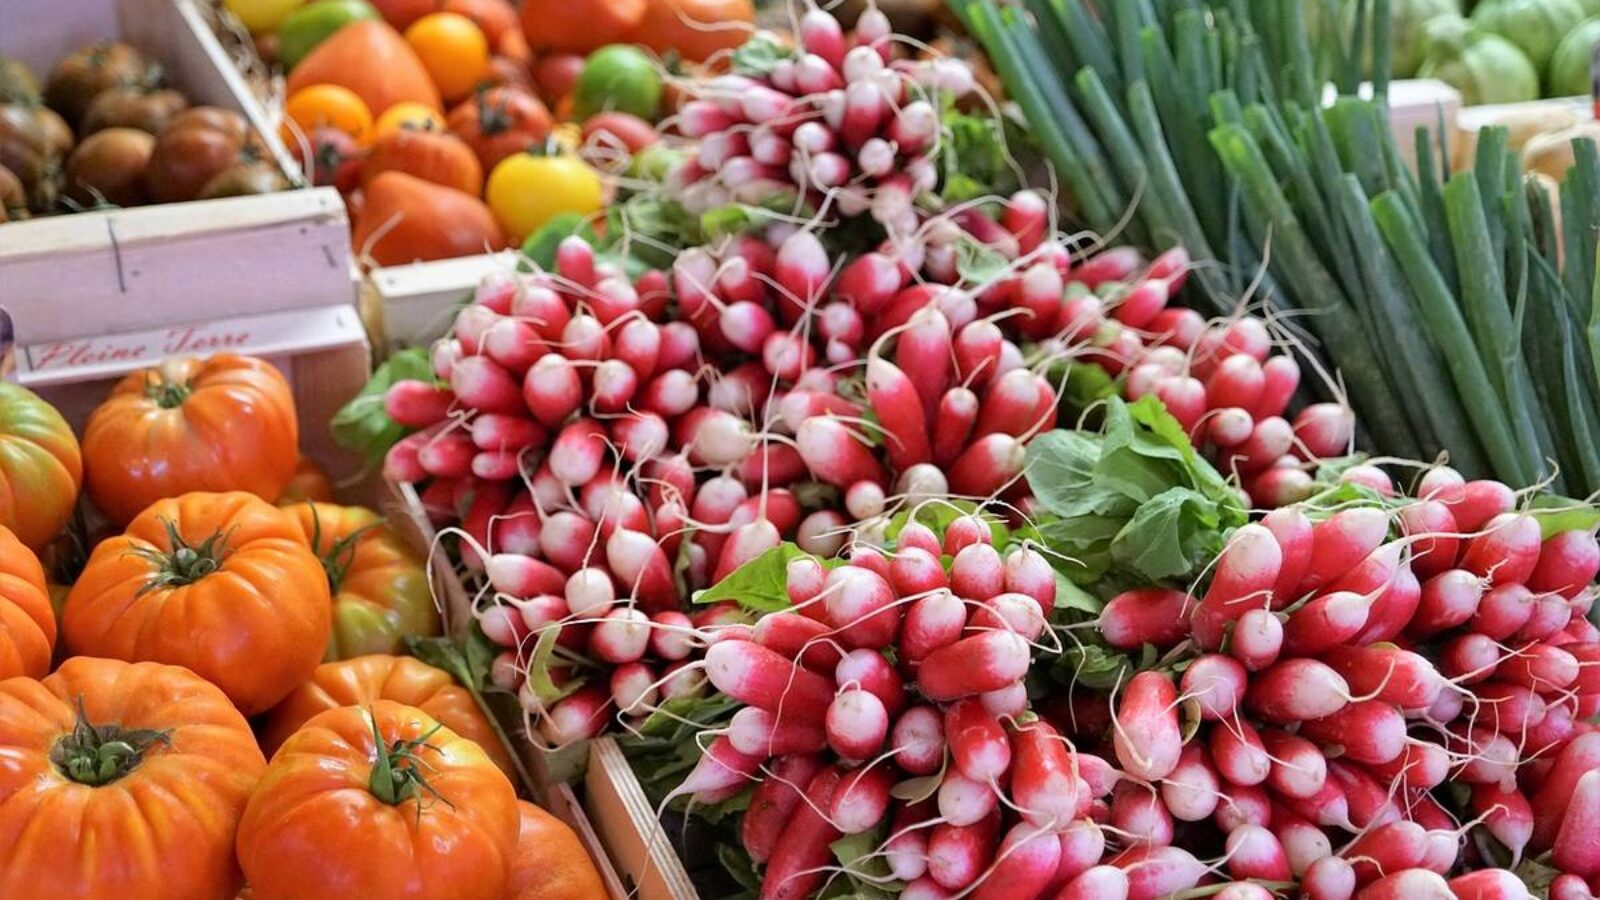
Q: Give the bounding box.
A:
[225,0,305,33]
[281,83,373,145]
[404,12,489,103]
[372,101,446,138]
[486,152,603,244]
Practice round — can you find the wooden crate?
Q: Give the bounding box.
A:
[585,739,700,900]
[365,251,523,353]
[0,0,338,339]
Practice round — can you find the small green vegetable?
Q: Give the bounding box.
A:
[1471,0,1588,74]
[572,45,664,122]
[275,0,379,70]
[1548,17,1600,97]
[1417,16,1541,105]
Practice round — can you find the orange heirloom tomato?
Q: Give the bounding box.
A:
[0,382,83,552]
[278,454,337,504]
[81,354,299,525]
[261,654,515,777]
[62,492,332,715]
[0,525,53,679]
[362,125,483,195]
[373,100,447,138]
[0,657,267,900]
[518,0,645,56]
[281,83,373,146]
[405,12,490,102]
[283,503,440,659]
[508,800,610,900]
[237,701,520,900]
[288,20,442,115]
[447,85,552,171]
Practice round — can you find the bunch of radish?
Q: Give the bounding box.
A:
[1070,467,1599,900]
[377,235,842,738]
[668,3,973,238]
[674,516,1148,900]
[639,455,1600,900]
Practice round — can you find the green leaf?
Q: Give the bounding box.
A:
[889,773,944,803]
[1530,495,1600,539]
[827,823,901,899]
[1025,397,1242,584]
[719,843,763,894]
[939,105,1021,205]
[329,348,435,465]
[1098,398,1194,501]
[1110,487,1226,582]
[730,32,795,77]
[1053,571,1104,616]
[518,213,598,271]
[1024,430,1108,515]
[693,543,809,612]
[1054,359,1120,410]
[1049,641,1138,692]
[883,500,1008,548]
[524,626,581,707]
[955,236,1013,285]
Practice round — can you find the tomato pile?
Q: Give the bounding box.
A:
[0,362,607,900]
[0,42,286,221]
[238,0,760,267]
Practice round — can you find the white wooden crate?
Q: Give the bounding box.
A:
[366,251,523,353]
[0,0,342,343]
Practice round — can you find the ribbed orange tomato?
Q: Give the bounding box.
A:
[81,354,299,525]
[261,654,514,777]
[0,382,83,551]
[0,657,267,900]
[62,492,331,715]
[0,524,53,679]
[237,701,519,900]
[283,503,440,659]
[508,800,610,900]
[277,455,336,504]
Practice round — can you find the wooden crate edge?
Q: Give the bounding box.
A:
[585,738,700,900]
[547,781,635,900]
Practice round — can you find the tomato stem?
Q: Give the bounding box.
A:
[130,519,234,595]
[306,504,386,596]
[50,697,171,786]
[142,370,191,408]
[365,707,453,812]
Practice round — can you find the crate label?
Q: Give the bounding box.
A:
[17,304,364,387]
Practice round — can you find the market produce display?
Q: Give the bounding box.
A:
[0,41,287,220]
[0,359,607,899]
[958,0,1600,500]
[9,0,1600,897]
[231,0,761,266]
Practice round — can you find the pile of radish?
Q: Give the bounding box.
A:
[361,5,1600,899]
[667,4,972,238]
[643,468,1599,900]
[372,0,1415,761]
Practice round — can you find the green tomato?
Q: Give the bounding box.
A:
[1418,16,1541,105]
[573,44,664,122]
[276,0,380,70]
[1548,16,1600,96]
[1472,0,1588,74]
